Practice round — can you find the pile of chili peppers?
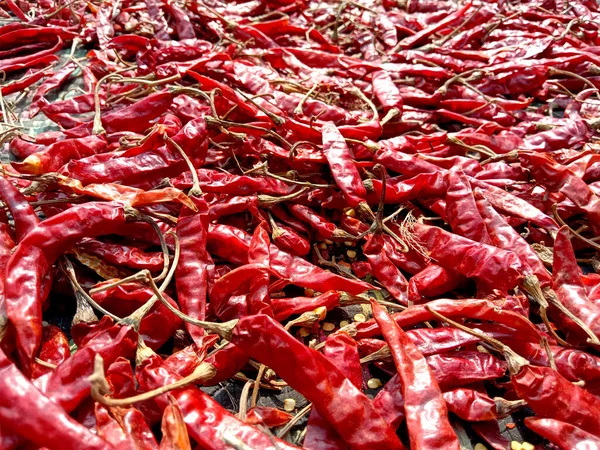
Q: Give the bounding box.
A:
[1,0,600,448]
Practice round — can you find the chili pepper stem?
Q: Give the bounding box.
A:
[424,304,530,374]
[294,82,320,116]
[164,134,202,197]
[60,257,121,321]
[90,354,216,406]
[380,107,400,126]
[552,204,600,251]
[258,187,309,207]
[494,398,527,418]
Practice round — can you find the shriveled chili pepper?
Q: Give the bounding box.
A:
[524,417,600,449]
[322,121,368,210]
[0,348,114,450]
[370,300,460,449]
[552,226,600,341]
[4,202,145,368]
[304,332,363,450]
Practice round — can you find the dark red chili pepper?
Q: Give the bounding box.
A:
[370,300,460,449]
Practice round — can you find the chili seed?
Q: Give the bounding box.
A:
[339,320,350,328]
[322,322,335,331]
[346,249,357,259]
[521,443,534,450]
[473,444,488,450]
[317,242,327,250]
[353,313,367,323]
[298,328,310,337]
[323,239,333,245]
[304,288,315,297]
[345,208,356,217]
[367,378,382,389]
[344,240,355,246]
[510,441,522,450]
[283,398,296,412]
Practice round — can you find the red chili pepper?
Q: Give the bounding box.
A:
[137,354,300,450]
[224,314,405,450]
[0,348,114,450]
[4,202,143,368]
[176,198,213,345]
[13,136,107,175]
[525,417,600,449]
[207,224,374,295]
[552,226,600,341]
[245,406,293,428]
[304,332,363,449]
[0,176,39,241]
[322,122,367,209]
[363,233,409,305]
[410,222,524,292]
[271,291,340,321]
[370,300,460,449]
[289,203,354,241]
[76,238,164,272]
[442,389,497,422]
[348,298,540,341]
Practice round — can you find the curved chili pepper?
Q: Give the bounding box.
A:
[363,233,409,305]
[211,314,404,449]
[207,223,374,294]
[552,226,600,340]
[510,355,600,438]
[524,417,600,449]
[348,298,540,341]
[370,300,460,449]
[137,354,300,450]
[322,122,367,209]
[410,222,524,292]
[304,332,362,450]
[4,202,141,368]
[0,348,114,450]
[0,176,39,241]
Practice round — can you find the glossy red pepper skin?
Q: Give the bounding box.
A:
[524,417,600,449]
[512,362,600,438]
[0,176,39,241]
[350,299,540,342]
[371,300,459,449]
[363,233,409,304]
